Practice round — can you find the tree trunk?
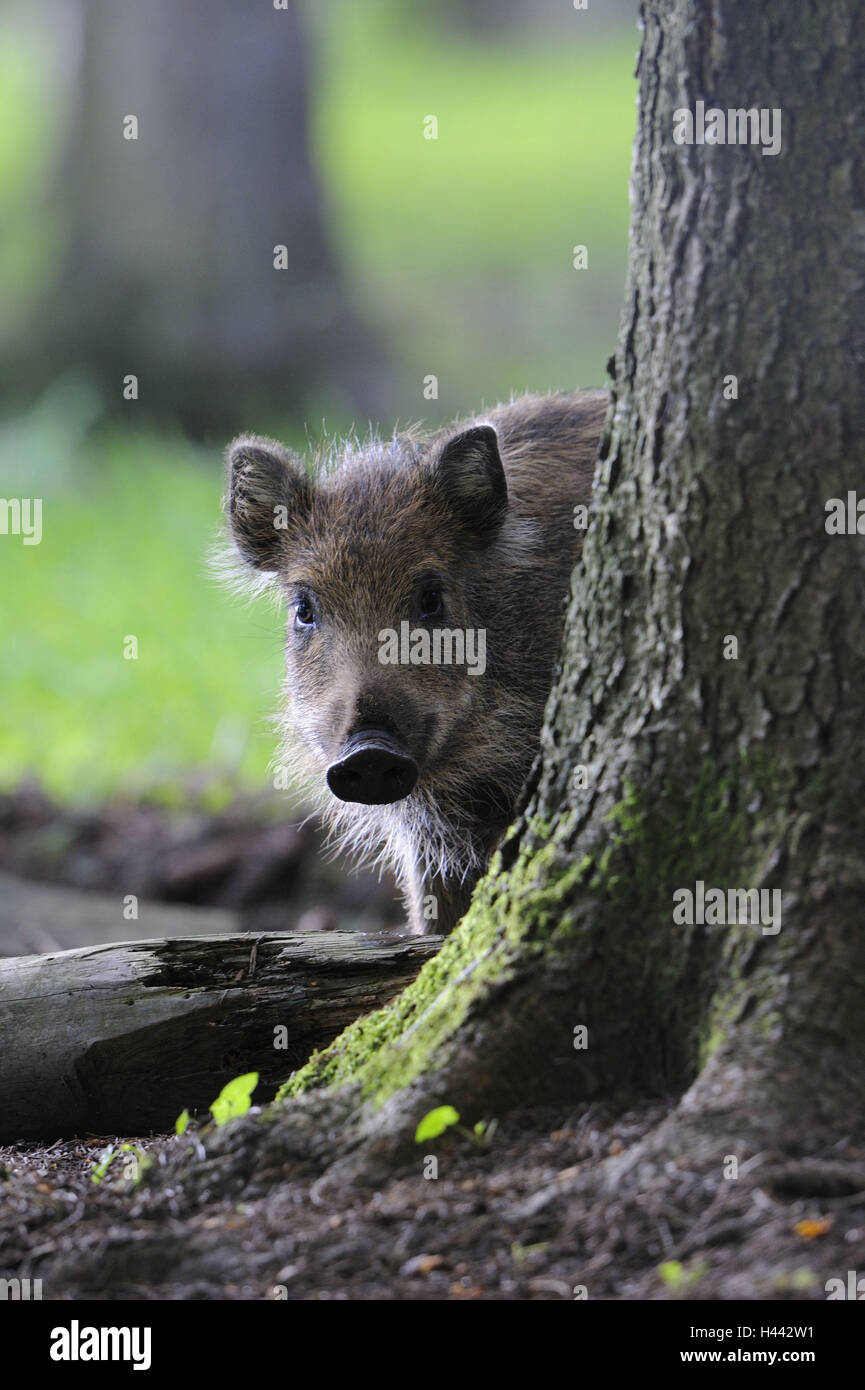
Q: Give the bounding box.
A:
[269,0,865,1165]
[0,931,439,1141]
[2,0,385,435]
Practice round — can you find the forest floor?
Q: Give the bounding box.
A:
[3,1102,864,1301]
[2,785,864,1301]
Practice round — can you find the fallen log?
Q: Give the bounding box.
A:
[0,931,441,1142]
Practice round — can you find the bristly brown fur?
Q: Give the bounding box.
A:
[223,389,608,934]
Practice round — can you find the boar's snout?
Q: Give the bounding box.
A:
[326,730,418,805]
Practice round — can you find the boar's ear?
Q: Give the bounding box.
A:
[431,425,507,538]
[225,435,311,571]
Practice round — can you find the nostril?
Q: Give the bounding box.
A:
[326,735,418,806]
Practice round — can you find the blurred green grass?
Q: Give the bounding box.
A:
[0,416,287,802]
[0,5,636,803]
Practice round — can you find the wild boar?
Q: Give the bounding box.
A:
[225,389,606,934]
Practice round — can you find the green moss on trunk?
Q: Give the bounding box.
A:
[281,759,783,1110]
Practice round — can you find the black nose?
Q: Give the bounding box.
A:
[327,731,418,805]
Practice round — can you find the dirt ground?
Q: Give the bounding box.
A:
[0,781,402,939]
[2,1101,864,1301]
[2,784,864,1302]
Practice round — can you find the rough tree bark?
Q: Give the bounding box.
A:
[99,0,865,1198]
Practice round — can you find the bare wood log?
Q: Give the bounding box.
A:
[0,932,441,1142]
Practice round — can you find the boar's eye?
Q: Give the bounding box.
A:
[293,596,316,629]
[416,583,445,622]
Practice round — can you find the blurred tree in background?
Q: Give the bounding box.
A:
[0,0,386,437]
